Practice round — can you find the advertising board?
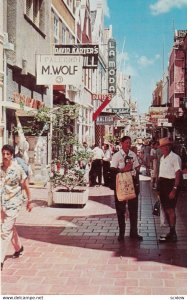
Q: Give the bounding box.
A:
[36,55,83,86]
[54,44,99,69]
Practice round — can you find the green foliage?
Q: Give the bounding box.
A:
[103,133,117,144]
[50,168,86,191]
[33,104,92,191]
[51,148,92,191]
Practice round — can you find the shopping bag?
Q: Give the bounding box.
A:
[116,172,136,201]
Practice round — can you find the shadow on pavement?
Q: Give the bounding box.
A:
[7,177,187,269]
[14,211,187,268]
[86,194,115,209]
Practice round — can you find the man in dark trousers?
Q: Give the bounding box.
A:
[102,142,112,187]
[111,136,143,242]
[89,144,104,186]
[158,137,182,243]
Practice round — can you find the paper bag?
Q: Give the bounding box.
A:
[116,172,136,201]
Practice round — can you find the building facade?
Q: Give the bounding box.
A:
[1,0,52,176]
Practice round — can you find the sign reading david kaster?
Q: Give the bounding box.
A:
[36,55,83,86]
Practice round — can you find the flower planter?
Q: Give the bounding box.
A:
[53,188,89,207]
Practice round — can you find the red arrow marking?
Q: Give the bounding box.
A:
[93,97,111,121]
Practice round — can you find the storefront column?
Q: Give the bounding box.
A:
[0,126,4,161]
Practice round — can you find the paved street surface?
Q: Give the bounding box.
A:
[1,174,187,296]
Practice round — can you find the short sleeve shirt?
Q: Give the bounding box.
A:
[92,147,104,160]
[159,151,181,179]
[0,161,27,210]
[111,149,139,175]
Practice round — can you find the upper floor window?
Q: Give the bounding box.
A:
[61,23,66,44]
[26,0,43,29]
[54,14,59,44]
[64,0,75,15]
[86,14,90,37]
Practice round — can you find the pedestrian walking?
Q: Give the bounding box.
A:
[111,136,143,242]
[157,137,182,243]
[142,139,151,176]
[1,144,32,271]
[89,144,104,186]
[14,149,31,179]
[102,142,112,187]
[79,142,93,185]
[150,141,158,189]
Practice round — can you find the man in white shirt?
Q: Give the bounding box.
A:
[111,136,143,242]
[158,137,182,243]
[150,141,158,189]
[102,143,112,187]
[89,144,104,186]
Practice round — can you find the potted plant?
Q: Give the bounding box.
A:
[33,104,93,207]
[51,151,91,207]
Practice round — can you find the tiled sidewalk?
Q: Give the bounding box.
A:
[1,175,187,295]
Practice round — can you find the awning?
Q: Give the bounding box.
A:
[53,85,66,92]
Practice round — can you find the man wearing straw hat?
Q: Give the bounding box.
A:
[158,137,182,243]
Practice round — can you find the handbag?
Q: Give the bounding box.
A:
[116,172,136,201]
[152,200,160,216]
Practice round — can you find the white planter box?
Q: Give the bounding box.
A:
[53,188,89,206]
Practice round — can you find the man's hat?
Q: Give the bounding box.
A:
[159,137,173,147]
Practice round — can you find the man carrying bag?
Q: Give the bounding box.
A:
[111,136,143,242]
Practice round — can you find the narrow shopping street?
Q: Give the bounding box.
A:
[1,174,187,296]
[1,0,187,298]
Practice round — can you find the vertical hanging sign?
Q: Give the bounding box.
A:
[108,38,116,94]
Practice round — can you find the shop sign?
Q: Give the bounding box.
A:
[13,92,45,109]
[115,120,129,127]
[149,107,168,115]
[150,114,166,119]
[96,116,114,125]
[92,94,113,101]
[175,30,187,38]
[157,118,172,127]
[108,38,116,94]
[106,107,130,114]
[54,44,99,69]
[36,55,83,86]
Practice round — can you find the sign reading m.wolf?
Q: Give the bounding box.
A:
[108,38,116,94]
[54,44,99,69]
[36,55,83,86]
